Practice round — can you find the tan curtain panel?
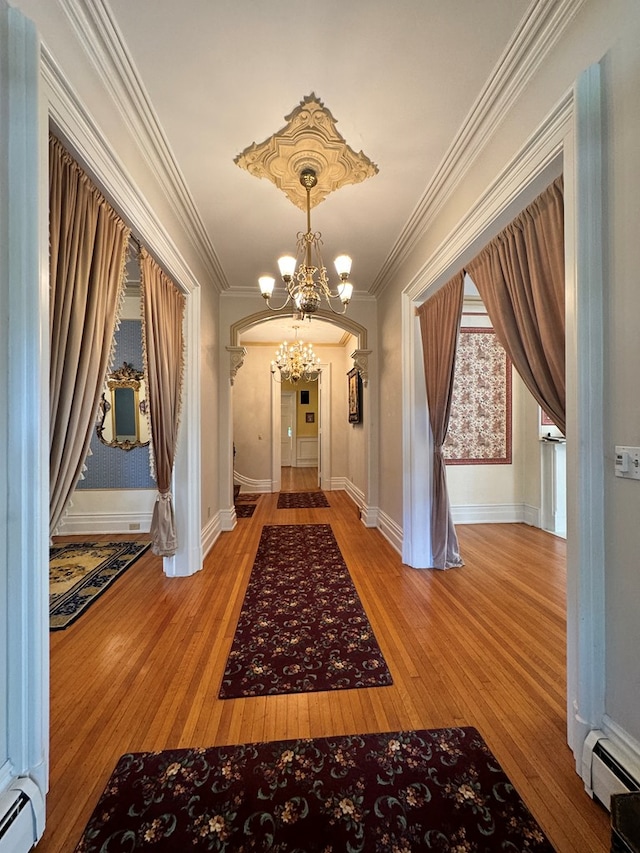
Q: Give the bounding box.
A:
[49,135,130,536]
[466,177,565,434]
[140,248,185,557]
[417,272,465,569]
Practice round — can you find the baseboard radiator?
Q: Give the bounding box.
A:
[0,777,44,853]
[583,730,640,810]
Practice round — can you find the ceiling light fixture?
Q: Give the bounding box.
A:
[271,326,321,384]
[258,168,353,320]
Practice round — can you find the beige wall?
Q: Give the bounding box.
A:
[232,341,358,487]
[232,345,274,483]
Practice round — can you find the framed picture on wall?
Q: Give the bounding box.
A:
[305,412,315,423]
[347,368,362,424]
[300,390,310,405]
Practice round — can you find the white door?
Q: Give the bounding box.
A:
[281,392,295,467]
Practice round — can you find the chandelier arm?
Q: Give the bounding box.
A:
[259,167,353,320]
[322,297,350,316]
[262,291,293,312]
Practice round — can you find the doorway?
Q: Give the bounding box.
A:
[281,391,295,467]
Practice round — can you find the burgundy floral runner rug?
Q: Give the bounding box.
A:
[75,727,554,852]
[219,523,392,697]
[234,493,261,518]
[277,490,330,508]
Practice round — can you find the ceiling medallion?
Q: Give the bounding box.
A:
[234,93,378,210]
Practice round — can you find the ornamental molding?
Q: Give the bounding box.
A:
[351,349,372,387]
[226,346,247,385]
[234,93,378,210]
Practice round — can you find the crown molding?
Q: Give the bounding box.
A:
[57,0,228,292]
[43,49,202,294]
[404,89,571,303]
[371,0,587,296]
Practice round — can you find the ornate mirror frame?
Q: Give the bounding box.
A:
[97,362,150,451]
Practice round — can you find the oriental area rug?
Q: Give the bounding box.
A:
[49,541,150,630]
[218,524,392,697]
[75,727,554,852]
[277,490,330,508]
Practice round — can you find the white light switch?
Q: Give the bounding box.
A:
[615,446,640,479]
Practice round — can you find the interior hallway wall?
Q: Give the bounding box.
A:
[374,0,640,753]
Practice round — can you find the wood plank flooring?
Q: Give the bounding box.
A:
[40,480,610,852]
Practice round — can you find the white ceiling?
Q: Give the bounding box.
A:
[16,0,534,344]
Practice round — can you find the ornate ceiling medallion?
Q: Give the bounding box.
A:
[234,93,378,210]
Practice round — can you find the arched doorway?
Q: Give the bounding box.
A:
[224,309,375,517]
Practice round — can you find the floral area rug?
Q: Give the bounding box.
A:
[75,727,554,852]
[49,541,150,630]
[277,490,330,508]
[219,524,392,697]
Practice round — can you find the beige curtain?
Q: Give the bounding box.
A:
[49,135,130,536]
[467,177,565,434]
[417,272,465,569]
[140,248,185,557]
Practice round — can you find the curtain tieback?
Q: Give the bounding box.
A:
[157,491,172,502]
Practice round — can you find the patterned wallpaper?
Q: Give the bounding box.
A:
[76,319,155,490]
[444,327,512,465]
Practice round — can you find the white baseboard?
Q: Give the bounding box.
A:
[233,471,272,493]
[377,509,403,555]
[57,512,153,535]
[523,503,541,527]
[344,479,365,509]
[360,505,379,528]
[219,507,237,532]
[57,489,156,535]
[451,502,526,525]
[201,512,222,559]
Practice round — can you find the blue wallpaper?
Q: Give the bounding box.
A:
[77,320,155,490]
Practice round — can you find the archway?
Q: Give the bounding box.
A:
[223,308,375,522]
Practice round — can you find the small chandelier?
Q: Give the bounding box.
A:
[258,168,353,320]
[271,327,321,384]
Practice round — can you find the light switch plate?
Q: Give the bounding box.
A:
[615,446,640,479]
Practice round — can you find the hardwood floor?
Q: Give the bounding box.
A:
[279,465,319,491]
[40,481,610,852]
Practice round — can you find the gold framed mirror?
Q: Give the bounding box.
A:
[97,362,150,451]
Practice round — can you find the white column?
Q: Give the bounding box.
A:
[402,295,433,567]
[0,1,48,833]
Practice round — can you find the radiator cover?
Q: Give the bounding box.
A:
[583,730,640,811]
[0,777,44,853]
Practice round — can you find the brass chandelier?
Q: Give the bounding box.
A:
[271,327,321,384]
[258,168,353,320]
